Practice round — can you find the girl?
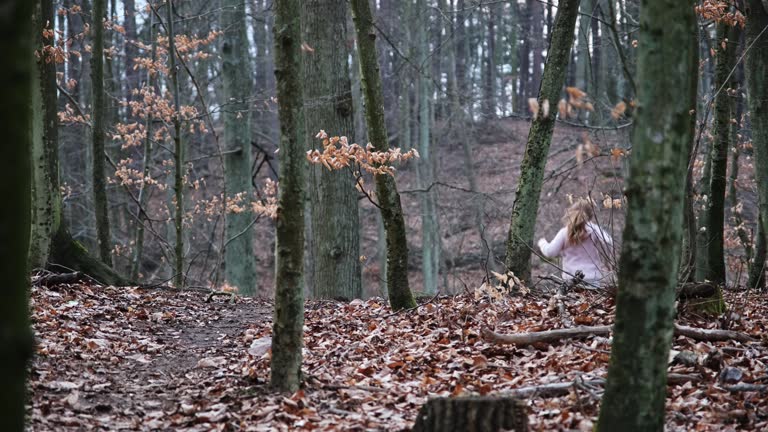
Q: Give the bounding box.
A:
[537,198,614,284]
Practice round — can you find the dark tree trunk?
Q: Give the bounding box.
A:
[270,0,306,393]
[91,0,113,266]
[412,397,528,432]
[745,0,768,291]
[0,2,35,429]
[704,21,742,288]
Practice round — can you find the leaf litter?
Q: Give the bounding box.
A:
[28,281,768,430]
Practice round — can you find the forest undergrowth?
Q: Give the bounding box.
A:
[28,278,768,431]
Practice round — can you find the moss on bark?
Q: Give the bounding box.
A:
[504,0,581,282]
[350,0,416,310]
[596,0,698,430]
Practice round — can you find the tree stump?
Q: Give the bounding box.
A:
[412,396,528,432]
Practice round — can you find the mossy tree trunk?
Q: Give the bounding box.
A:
[350,0,416,310]
[221,0,257,296]
[504,0,581,282]
[91,0,113,266]
[596,0,698,429]
[300,0,361,301]
[745,0,768,291]
[0,2,35,429]
[270,0,306,393]
[28,0,128,286]
[704,20,742,286]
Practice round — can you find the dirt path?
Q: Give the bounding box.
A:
[29,283,272,431]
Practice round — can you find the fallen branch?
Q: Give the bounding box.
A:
[673,324,757,343]
[481,325,612,346]
[482,323,756,346]
[503,378,606,399]
[34,271,84,287]
[720,383,768,393]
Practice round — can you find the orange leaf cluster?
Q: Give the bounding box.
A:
[557,87,594,120]
[695,0,745,27]
[307,130,419,177]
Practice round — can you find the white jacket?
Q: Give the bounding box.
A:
[538,222,614,284]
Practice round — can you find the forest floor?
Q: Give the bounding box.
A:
[28,279,768,431]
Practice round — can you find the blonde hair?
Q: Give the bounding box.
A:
[563,199,594,246]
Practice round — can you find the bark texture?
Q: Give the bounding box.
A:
[704,21,741,286]
[301,0,361,300]
[412,397,528,432]
[746,0,768,291]
[165,0,185,289]
[597,1,698,430]
[270,0,306,392]
[91,0,113,266]
[0,2,35,429]
[221,0,257,296]
[350,0,416,310]
[504,0,581,282]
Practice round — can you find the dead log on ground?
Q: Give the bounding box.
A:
[412,396,528,432]
[481,326,612,346]
[482,324,755,346]
[34,271,84,287]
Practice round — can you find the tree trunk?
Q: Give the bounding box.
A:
[504,0,581,282]
[30,0,59,269]
[0,2,35,430]
[350,0,416,310]
[123,0,139,101]
[301,0,361,301]
[130,10,158,281]
[270,0,306,393]
[748,218,766,290]
[221,0,257,296]
[482,6,496,118]
[91,0,113,266]
[164,0,185,289]
[528,0,544,96]
[704,21,742,287]
[746,0,768,291]
[416,0,440,295]
[596,0,698,429]
[412,397,528,432]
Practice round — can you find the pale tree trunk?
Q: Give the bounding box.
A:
[300,0,361,301]
[575,0,593,94]
[704,21,741,288]
[504,0,581,282]
[597,0,697,429]
[416,0,440,295]
[270,0,306,393]
[745,0,768,291]
[350,0,416,310]
[1,2,35,429]
[529,0,544,96]
[30,0,59,269]
[92,0,113,266]
[482,6,496,118]
[221,0,257,296]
